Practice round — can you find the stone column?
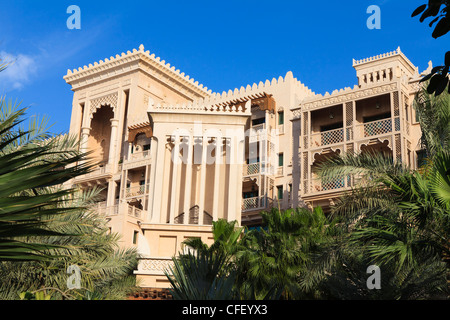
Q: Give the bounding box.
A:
[291,119,301,208]
[169,135,180,224]
[212,137,222,222]
[80,127,91,154]
[146,137,159,221]
[150,136,167,223]
[198,136,208,225]
[183,136,193,225]
[227,138,237,222]
[109,119,119,170]
[106,180,117,215]
[127,142,133,161]
[235,139,244,225]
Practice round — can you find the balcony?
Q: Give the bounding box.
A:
[123,150,151,169]
[74,163,113,183]
[244,162,260,176]
[128,205,145,219]
[91,200,119,217]
[127,150,151,161]
[135,257,174,276]
[310,128,344,148]
[242,196,269,212]
[125,185,146,198]
[310,177,350,194]
[357,118,393,138]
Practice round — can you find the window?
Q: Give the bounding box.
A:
[278,153,284,167]
[243,191,258,199]
[252,118,265,126]
[278,111,284,125]
[133,231,139,245]
[143,144,151,151]
[277,186,283,200]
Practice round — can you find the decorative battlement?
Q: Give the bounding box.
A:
[64,44,212,97]
[148,71,313,116]
[352,47,416,71]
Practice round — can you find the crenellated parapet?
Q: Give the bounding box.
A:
[64,44,212,98]
[352,47,416,71]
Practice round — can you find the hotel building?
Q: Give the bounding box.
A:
[64,45,427,288]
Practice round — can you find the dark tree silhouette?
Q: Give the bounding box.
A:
[412,1,450,95]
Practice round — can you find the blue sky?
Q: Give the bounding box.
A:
[0,0,447,133]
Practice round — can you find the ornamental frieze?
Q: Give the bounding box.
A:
[302,82,398,111]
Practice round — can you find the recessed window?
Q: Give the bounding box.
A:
[133,231,139,245]
[252,118,265,126]
[277,186,283,200]
[278,153,284,167]
[278,111,284,125]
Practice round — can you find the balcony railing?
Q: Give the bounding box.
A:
[127,150,151,162]
[78,164,113,180]
[135,257,174,275]
[252,123,266,132]
[311,177,348,193]
[128,205,144,219]
[244,163,260,176]
[242,196,267,211]
[277,166,284,176]
[125,185,146,198]
[91,200,119,216]
[310,128,344,148]
[358,118,392,137]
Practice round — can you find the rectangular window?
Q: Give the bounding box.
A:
[252,118,265,126]
[278,153,284,167]
[278,111,284,125]
[277,186,283,200]
[243,191,258,199]
[133,231,139,245]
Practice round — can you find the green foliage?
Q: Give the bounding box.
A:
[0,105,94,261]
[235,207,339,299]
[165,250,237,300]
[412,1,450,95]
[0,62,139,300]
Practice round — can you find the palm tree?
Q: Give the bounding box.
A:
[235,207,339,299]
[182,219,244,257]
[0,62,139,299]
[0,102,93,262]
[165,250,237,300]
